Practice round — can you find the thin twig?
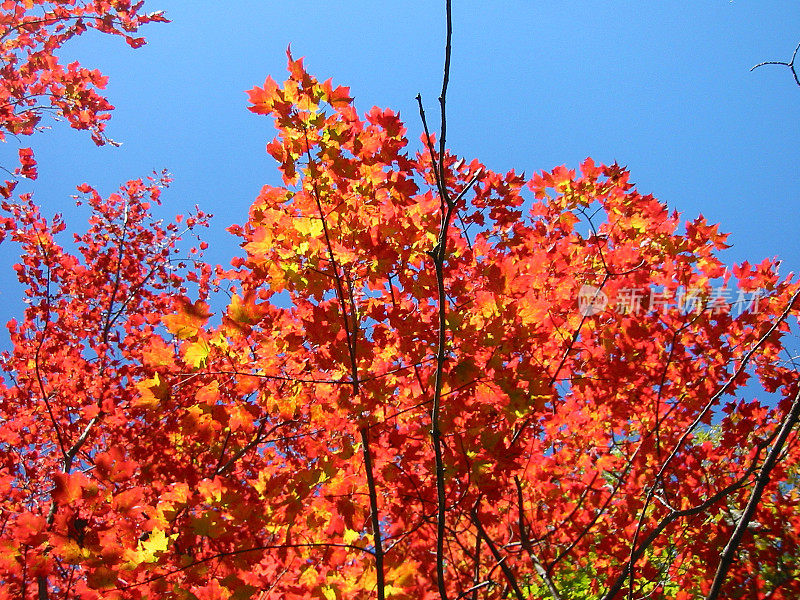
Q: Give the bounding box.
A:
[455,581,493,599]
[751,42,800,88]
[438,0,453,191]
[111,541,376,591]
[471,530,482,600]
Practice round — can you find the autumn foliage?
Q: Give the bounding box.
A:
[0,0,166,197]
[2,5,800,600]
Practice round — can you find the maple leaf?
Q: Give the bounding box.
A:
[86,567,118,590]
[184,339,210,368]
[227,292,266,327]
[135,527,174,563]
[164,298,213,339]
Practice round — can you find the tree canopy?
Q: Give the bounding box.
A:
[1,3,800,600]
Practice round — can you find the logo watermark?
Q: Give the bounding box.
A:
[577,285,609,316]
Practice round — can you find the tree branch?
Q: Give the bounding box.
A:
[361,427,385,600]
[515,476,561,600]
[752,41,800,88]
[301,124,386,600]
[415,2,458,598]
[471,502,524,600]
[705,382,800,600]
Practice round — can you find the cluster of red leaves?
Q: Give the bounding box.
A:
[0,174,212,600]
[0,0,167,197]
[2,37,800,600]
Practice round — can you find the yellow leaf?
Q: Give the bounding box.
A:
[630,214,648,231]
[138,527,173,563]
[133,374,168,409]
[342,528,360,545]
[163,299,212,340]
[295,216,324,238]
[322,586,339,600]
[184,340,210,369]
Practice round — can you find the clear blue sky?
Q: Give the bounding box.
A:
[1,1,799,330]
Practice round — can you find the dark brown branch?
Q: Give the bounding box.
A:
[471,530,482,600]
[415,3,459,598]
[0,14,130,42]
[111,541,376,591]
[511,251,647,446]
[360,427,386,600]
[301,125,386,599]
[301,127,359,382]
[214,420,292,475]
[622,287,800,586]
[751,41,800,88]
[37,575,47,600]
[456,581,493,599]
[415,95,448,209]
[515,476,561,600]
[100,198,130,348]
[437,0,453,191]
[32,250,68,466]
[705,382,800,600]
[180,360,429,387]
[601,451,764,600]
[471,503,524,600]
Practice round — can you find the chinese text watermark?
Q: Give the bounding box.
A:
[577,285,765,317]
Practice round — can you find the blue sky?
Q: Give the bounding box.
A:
[1,1,799,330]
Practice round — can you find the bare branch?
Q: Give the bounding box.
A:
[415,3,461,598]
[111,541,376,592]
[437,0,453,194]
[751,41,800,88]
